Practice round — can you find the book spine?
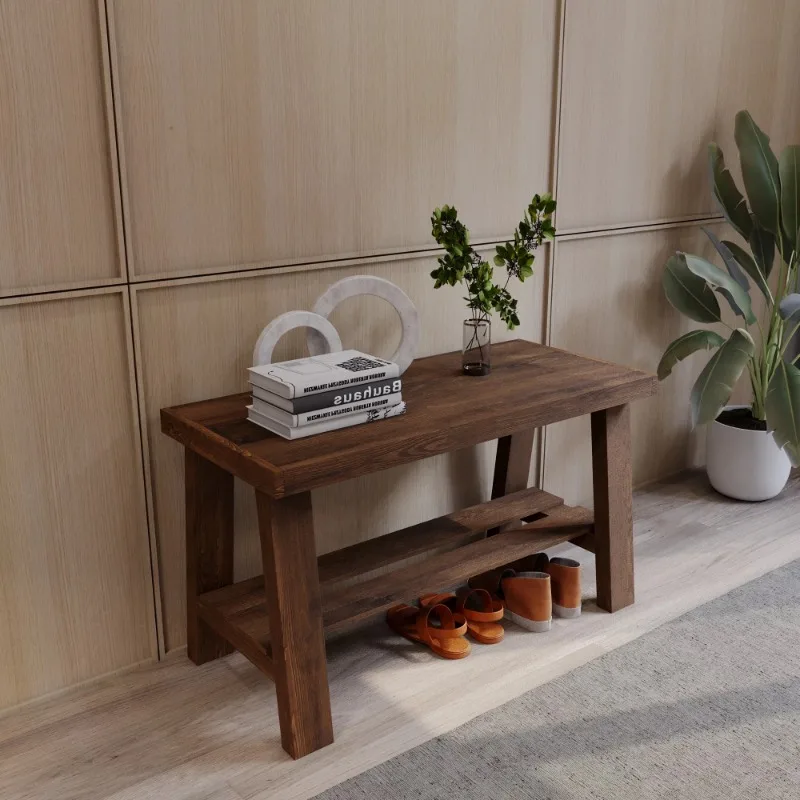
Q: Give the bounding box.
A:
[294,363,400,397]
[252,393,401,427]
[290,377,402,414]
[299,393,401,425]
[247,401,405,439]
[249,386,293,413]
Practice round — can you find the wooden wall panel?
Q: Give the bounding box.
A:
[0,1,121,294]
[0,291,155,708]
[134,253,545,650]
[543,224,738,507]
[557,0,800,231]
[110,0,557,277]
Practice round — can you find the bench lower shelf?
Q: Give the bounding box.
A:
[196,487,595,679]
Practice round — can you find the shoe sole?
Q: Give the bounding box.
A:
[505,608,551,632]
[553,603,581,619]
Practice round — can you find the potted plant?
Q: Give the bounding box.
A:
[658,111,800,500]
[430,195,556,375]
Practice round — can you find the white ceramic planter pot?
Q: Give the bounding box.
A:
[706,405,791,501]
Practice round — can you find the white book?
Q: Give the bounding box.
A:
[251,392,402,428]
[251,377,402,414]
[248,349,399,399]
[247,401,406,440]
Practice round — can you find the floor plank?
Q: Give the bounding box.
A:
[0,471,797,800]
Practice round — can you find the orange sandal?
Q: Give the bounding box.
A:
[419,589,505,645]
[386,603,471,659]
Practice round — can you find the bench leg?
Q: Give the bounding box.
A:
[591,405,634,612]
[256,489,333,759]
[489,429,535,534]
[185,450,234,663]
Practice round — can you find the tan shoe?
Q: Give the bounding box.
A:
[546,557,582,619]
[502,570,552,632]
[418,589,505,644]
[469,565,552,632]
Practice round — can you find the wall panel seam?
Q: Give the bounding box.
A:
[120,288,163,660]
[0,284,127,309]
[540,0,569,488]
[96,0,127,283]
[127,285,166,658]
[0,277,127,303]
[1,215,727,304]
[102,0,136,281]
[102,0,165,657]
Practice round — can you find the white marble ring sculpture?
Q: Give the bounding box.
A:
[252,310,342,366]
[306,275,419,374]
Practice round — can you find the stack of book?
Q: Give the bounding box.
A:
[247,349,405,439]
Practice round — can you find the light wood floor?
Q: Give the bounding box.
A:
[1,470,798,800]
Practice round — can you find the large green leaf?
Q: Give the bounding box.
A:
[748,221,776,277]
[722,239,771,301]
[708,142,752,239]
[779,145,800,254]
[734,111,781,235]
[662,254,721,323]
[657,329,726,380]
[690,328,755,426]
[701,226,748,289]
[779,293,800,322]
[779,293,800,344]
[681,252,756,324]
[766,359,800,466]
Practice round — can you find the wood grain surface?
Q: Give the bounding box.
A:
[198,502,596,659]
[256,490,333,758]
[591,405,635,611]
[0,292,155,708]
[0,1,121,294]
[162,340,657,498]
[185,451,234,664]
[109,0,556,276]
[557,0,800,231]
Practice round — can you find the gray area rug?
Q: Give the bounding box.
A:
[317,560,800,799]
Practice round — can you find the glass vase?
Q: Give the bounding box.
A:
[462,318,491,376]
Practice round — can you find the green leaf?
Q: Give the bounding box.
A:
[779,293,800,328]
[681,252,756,324]
[663,254,721,323]
[779,145,800,254]
[690,328,755,426]
[765,359,800,466]
[734,111,781,235]
[748,222,776,277]
[493,254,504,266]
[722,239,771,301]
[708,142,752,239]
[657,329,726,381]
[701,226,748,289]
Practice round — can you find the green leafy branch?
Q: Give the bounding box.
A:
[429,194,556,330]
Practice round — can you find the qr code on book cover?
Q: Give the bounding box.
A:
[336,356,386,372]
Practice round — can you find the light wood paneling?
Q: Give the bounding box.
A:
[110,0,557,277]
[0,1,121,294]
[544,224,732,506]
[0,290,155,709]
[557,0,800,231]
[134,252,545,650]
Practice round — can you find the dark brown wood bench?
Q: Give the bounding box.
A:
[161,339,657,759]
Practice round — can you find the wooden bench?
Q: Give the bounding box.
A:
[161,339,657,759]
